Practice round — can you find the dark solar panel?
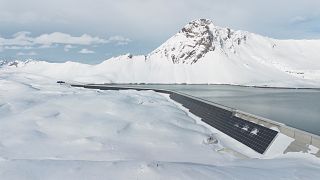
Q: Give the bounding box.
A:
[71,84,278,154]
[169,92,278,154]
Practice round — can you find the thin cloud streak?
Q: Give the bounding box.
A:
[78,48,95,54]
[16,51,37,56]
[0,32,130,47]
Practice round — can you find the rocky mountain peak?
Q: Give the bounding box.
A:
[149,19,248,64]
[180,19,213,35]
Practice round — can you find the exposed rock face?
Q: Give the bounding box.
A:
[179,19,214,64]
[149,19,247,64]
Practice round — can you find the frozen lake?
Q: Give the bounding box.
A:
[115,84,320,136]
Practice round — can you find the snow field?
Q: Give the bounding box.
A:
[0,71,320,179]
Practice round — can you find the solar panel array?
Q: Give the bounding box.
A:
[71,84,278,154]
[169,93,278,154]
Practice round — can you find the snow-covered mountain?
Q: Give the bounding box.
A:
[1,19,320,87]
[149,19,247,64]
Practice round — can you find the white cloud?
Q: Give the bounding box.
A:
[0,31,33,46]
[64,44,74,52]
[78,48,94,54]
[34,32,107,46]
[38,44,53,49]
[4,45,33,50]
[107,36,131,45]
[0,32,131,51]
[16,51,37,56]
[0,32,106,47]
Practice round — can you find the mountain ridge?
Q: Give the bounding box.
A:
[1,19,320,87]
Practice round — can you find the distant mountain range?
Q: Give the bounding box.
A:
[1,19,320,87]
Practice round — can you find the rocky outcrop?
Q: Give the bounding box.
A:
[149,19,248,64]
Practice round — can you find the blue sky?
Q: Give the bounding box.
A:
[1,0,320,64]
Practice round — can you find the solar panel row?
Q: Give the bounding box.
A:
[169,93,278,154]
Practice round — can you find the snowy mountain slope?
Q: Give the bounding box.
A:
[1,19,320,87]
[146,19,320,86]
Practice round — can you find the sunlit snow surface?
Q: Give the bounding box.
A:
[0,72,320,179]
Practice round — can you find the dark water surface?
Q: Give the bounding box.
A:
[121,84,320,136]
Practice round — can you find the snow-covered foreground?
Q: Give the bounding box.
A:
[0,71,320,179]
